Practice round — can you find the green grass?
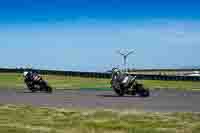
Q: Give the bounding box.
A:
[0,72,200,90]
[140,80,200,90]
[0,104,199,133]
[0,73,110,89]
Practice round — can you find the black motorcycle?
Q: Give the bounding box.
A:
[24,72,52,93]
[110,68,150,97]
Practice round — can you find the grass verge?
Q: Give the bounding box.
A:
[0,72,200,90]
[0,104,199,133]
[0,73,110,89]
[140,80,200,90]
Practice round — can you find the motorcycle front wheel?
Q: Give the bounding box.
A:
[113,87,125,96]
[29,87,37,93]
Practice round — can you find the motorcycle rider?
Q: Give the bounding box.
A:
[23,71,40,84]
[23,71,52,93]
[111,68,136,88]
[111,68,149,97]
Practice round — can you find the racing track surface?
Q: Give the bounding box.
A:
[0,89,200,112]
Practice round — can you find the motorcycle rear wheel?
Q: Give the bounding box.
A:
[138,88,150,97]
[45,86,53,93]
[39,80,53,93]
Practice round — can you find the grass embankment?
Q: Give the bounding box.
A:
[0,73,109,89]
[141,80,200,90]
[0,73,200,90]
[0,104,199,133]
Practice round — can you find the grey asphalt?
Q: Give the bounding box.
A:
[0,89,199,112]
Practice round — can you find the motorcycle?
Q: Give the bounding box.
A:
[24,72,53,93]
[110,68,150,97]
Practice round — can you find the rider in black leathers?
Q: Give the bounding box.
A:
[111,68,135,88]
[23,70,53,93]
[23,71,40,85]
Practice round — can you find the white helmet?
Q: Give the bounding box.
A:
[23,71,28,77]
[112,68,121,75]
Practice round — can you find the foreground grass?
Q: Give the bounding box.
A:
[0,104,199,133]
[0,72,200,90]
